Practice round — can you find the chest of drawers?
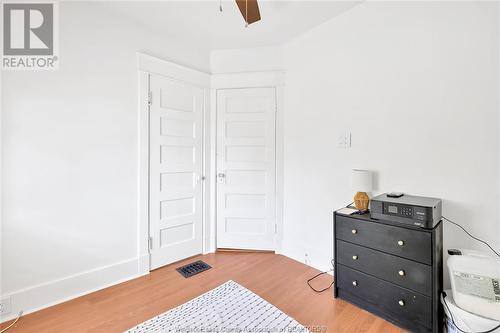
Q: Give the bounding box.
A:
[333,212,443,332]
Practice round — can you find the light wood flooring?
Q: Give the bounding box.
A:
[0,252,404,332]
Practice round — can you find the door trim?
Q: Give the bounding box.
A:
[137,53,211,273]
[210,71,285,254]
[138,53,210,88]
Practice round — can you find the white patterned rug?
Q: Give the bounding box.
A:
[126,280,308,333]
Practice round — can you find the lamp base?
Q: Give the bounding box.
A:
[354,192,370,210]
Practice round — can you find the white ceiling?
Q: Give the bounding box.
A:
[98,1,360,50]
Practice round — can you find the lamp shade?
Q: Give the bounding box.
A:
[352,169,372,192]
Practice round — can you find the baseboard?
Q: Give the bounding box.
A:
[216,248,275,253]
[0,255,150,323]
[282,250,333,273]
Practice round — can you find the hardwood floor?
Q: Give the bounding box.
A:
[0,252,404,333]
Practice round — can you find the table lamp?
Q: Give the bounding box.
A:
[352,169,372,211]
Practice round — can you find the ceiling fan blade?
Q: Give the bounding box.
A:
[235,0,261,25]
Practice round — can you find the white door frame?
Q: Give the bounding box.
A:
[137,53,211,273]
[210,71,285,253]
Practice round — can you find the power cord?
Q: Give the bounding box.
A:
[0,311,23,333]
[441,291,500,333]
[306,202,356,293]
[442,216,500,258]
[307,259,335,293]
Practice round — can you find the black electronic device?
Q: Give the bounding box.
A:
[387,192,404,198]
[370,193,442,229]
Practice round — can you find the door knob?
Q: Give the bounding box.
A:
[217,173,226,184]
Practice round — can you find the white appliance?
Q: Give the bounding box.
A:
[442,290,500,333]
[447,249,500,321]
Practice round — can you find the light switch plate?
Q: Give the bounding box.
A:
[337,131,351,148]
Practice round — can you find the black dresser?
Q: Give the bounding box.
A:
[333,212,443,332]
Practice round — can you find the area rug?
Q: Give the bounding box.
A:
[125,280,309,333]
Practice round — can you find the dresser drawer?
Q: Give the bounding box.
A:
[335,215,432,264]
[336,240,432,296]
[337,264,432,328]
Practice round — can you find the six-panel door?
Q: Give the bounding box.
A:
[149,74,204,269]
[216,88,277,250]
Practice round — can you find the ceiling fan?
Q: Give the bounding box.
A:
[221,0,261,26]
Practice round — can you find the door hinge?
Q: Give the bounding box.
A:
[149,236,153,250]
[147,91,152,106]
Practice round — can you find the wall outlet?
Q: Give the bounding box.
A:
[0,297,12,315]
[337,131,351,148]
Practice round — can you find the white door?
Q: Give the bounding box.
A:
[216,88,276,250]
[149,74,204,269]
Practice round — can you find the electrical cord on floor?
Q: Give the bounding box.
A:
[441,291,500,333]
[306,202,355,293]
[442,216,500,258]
[0,311,23,333]
[307,259,335,293]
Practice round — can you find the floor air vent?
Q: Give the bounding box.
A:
[176,260,211,278]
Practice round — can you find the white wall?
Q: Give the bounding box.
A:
[2,0,499,320]
[1,2,209,320]
[281,1,500,283]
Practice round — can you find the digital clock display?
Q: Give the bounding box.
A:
[388,205,398,214]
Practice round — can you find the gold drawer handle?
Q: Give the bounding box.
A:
[352,280,358,286]
[397,240,404,246]
[398,270,405,276]
[398,300,405,306]
[352,255,358,260]
[351,229,358,234]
